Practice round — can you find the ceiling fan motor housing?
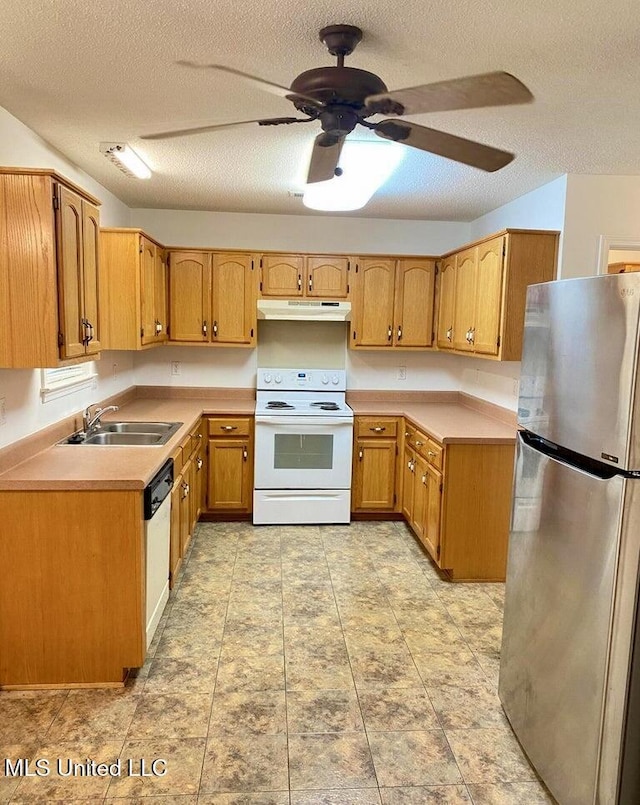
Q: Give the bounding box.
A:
[290,67,388,113]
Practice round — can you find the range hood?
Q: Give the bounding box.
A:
[257,299,351,321]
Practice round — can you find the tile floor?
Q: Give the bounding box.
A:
[0,521,556,804]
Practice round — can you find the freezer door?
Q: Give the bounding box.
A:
[519,274,640,471]
[499,432,626,805]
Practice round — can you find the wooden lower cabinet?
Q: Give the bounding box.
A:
[402,425,514,581]
[205,416,253,514]
[0,490,145,687]
[351,417,400,513]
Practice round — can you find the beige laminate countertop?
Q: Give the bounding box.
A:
[0,392,515,492]
[0,397,255,491]
[348,400,516,445]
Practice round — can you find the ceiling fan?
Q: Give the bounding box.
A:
[142,24,533,183]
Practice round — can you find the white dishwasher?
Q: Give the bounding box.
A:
[143,459,173,649]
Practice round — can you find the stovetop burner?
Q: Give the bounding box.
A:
[311,402,340,411]
[266,401,295,409]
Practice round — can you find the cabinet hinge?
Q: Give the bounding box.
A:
[259,281,263,291]
[352,331,356,340]
[140,328,144,338]
[497,335,501,348]
[355,263,359,273]
[52,193,59,210]
[435,262,440,274]
[166,254,170,267]
[347,261,351,271]
[251,260,254,271]
[347,284,350,293]
[57,331,63,347]
[260,257,263,268]
[395,444,398,455]
[437,544,441,558]
[502,241,506,257]
[432,331,435,342]
[250,328,254,337]
[439,482,443,493]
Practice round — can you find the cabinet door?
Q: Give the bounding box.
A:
[81,200,101,356]
[56,185,85,359]
[401,445,415,521]
[261,254,304,297]
[452,247,477,352]
[421,463,442,563]
[168,251,211,342]
[352,438,397,510]
[306,256,349,298]
[394,259,435,347]
[180,458,193,555]
[207,438,251,510]
[436,255,457,349]
[154,248,168,342]
[411,453,429,543]
[211,253,256,345]
[140,236,157,346]
[473,236,504,355]
[351,259,396,347]
[169,477,182,588]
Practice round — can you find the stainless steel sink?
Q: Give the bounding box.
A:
[61,421,183,446]
[100,421,179,435]
[83,432,165,446]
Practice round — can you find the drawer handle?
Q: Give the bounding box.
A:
[243,447,248,461]
[213,320,218,337]
[297,274,302,290]
[422,474,426,484]
[308,275,313,292]
[446,326,453,342]
[202,320,208,337]
[359,449,363,461]
[196,457,203,470]
[428,450,436,458]
[370,426,386,433]
[397,325,402,341]
[415,440,424,447]
[404,431,410,438]
[221,425,237,431]
[387,325,392,341]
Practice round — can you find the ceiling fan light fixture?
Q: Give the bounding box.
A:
[100,143,152,179]
[303,139,403,212]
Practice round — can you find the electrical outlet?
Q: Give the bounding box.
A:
[171,361,181,376]
[0,397,6,426]
[397,366,407,381]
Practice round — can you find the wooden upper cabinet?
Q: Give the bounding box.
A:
[211,252,257,345]
[168,251,211,342]
[100,229,167,350]
[260,254,304,297]
[306,255,349,298]
[351,258,396,347]
[473,236,504,355]
[608,262,640,274]
[452,247,478,352]
[394,259,435,347]
[0,170,102,368]
[140,237,158,347]
[351,257,437,350]
[436,256,457,349]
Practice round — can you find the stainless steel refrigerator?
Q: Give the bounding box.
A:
[499,273,640,805]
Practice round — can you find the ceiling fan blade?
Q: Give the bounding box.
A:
[374,119,514,172]
[307,134,345,184]
[366,71,533,116]
[176,61,325,109]
[141,117,307,141]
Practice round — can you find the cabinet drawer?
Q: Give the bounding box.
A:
[424,438,443,470]
[408,427,443,470]
[356,417,398,438]
[207,417,252,437]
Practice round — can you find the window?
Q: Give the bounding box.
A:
[40,362,97,402]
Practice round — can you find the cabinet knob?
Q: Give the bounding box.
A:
[415,440,424,447]
[446,326,453,342]
[202,320,208,336]
[213,320,218,337]
[308,275,313,292]
[155,319,162,334]
[359,449,364,461]
[428,450,436,458]
[397,325,402,341]
[421,475,426,484]
[243,447,248,461]
[469,328,475,344]
[196,457,203,470]
[297,274,302,290]
[387,325,392,341]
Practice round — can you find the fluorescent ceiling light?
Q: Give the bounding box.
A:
[303,139,404,212]
[100,143,152,179]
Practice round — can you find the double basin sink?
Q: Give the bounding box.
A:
[64,421,183,446]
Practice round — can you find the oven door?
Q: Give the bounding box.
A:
[255,416,353,489]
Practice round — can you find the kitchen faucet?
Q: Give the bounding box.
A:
[83,404,119,436]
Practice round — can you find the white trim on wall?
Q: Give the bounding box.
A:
[596,235,640,275]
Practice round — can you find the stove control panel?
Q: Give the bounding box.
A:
[257,368,346,391]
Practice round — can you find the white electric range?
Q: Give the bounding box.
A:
[253,368,354,524]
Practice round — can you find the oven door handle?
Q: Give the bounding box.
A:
[255,416,354,427]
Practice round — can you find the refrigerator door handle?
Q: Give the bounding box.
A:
[520,430,619,480]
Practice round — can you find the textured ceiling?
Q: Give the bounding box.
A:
[1,0,639,220]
